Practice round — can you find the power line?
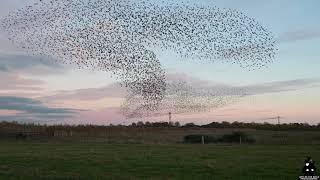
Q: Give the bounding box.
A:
[255,116,284,125]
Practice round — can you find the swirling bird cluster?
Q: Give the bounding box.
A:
[121,78,248,118]
[0,0,277,119]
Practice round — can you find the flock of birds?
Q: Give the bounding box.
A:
[121,77,248,118]
[0,0,277,119]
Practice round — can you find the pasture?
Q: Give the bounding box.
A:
[0,142,319,179]
[1,123,320,179]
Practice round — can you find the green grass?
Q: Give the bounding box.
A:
[0,142,319,179]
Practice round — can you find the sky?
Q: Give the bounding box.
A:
[0,0,320,125]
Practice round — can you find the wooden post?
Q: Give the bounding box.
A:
[201,135,205,144]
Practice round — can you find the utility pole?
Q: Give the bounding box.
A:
[260,115,283,126]
[169,112,172,122]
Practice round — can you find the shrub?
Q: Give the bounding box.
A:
[218,131,255,144]
[184,134,216,144]
[184,132,255,144]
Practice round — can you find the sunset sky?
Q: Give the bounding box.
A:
[0,0,320,125]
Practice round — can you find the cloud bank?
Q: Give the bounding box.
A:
[0,96,82,123]
[0,53,65,74]
[43,73,320,102]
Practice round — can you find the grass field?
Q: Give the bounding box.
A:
[0,142,319,180]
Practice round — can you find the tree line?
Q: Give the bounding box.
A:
[0,120,320,131]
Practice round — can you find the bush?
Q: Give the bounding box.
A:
[184,132,255,144]
[218,131,255,144]
[184,134,216,144]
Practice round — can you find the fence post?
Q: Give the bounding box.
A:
[202,136,205,144]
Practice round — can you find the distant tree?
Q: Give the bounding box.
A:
[184,123,197,128]
[174,121,180,127]
[131,122,137,127]
[202,122,220,128]
[145,121,151,127]
[221,121,230,128]
[231,121,240,128]
[137,121,144,127]
[303,123,310,127]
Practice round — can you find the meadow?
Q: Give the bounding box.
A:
[1,122,320,179]
[0,142,319,180]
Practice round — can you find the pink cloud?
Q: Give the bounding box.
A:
[0,72,44,91]
[41,83,126,102]
[69,107,125,125]
[0,109,22,116]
